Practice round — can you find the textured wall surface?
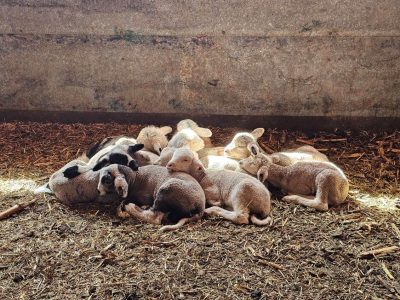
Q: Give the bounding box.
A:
[0,1,399,124]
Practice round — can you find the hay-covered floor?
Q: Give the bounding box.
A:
[0,122,399,300]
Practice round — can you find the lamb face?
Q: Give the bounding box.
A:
[239,143,273,175]
[136,125,172,155]
[224,128,264,159]
[166,148,204,176]
[98,165,129,198]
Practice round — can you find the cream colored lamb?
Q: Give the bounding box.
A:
[98,164,206,231]
[224,128,265,159]
[136,125,172,154]
[168,128,206,152]
[155,146,198,166]
[239,144,349,211]
[169,119,224,157]
[200,155,240,171]
[157,146,237,171]
[166,148,271,225]
[224,128,328,166]
[260,145,329,167]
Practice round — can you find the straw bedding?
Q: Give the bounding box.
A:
[0,122,399,299]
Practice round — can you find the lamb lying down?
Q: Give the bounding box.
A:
[34,143,145,195]
[166,148,272,225]
[224,128,328,166]
[200,155,240,171]
[240,144,349,211]
[99,164,206,231]
[224,128,265,159]
[156,147,238,171]
[266,145,329,167]
[84,125,172,161]
[62,143,145,178]
[48,160,121,205]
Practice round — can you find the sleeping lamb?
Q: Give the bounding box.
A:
[84,125,172,161]
[36,144,144,199]
[239,143,349,211]
[224,128,328,166]
[166,148,272,225]
[100,164,206,231]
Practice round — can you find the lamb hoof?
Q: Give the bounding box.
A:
[204,207,217,216]
[116,204,130,218]
[282,195,298,203]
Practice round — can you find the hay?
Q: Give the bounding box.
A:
[0,122,399,299]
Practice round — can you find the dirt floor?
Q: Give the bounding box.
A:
[0,122,399,300]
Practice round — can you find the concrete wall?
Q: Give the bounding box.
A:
[0,1,399,127]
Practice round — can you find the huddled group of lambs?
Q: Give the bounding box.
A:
[37,119,349,231]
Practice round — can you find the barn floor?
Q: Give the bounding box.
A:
[0,122,399,300]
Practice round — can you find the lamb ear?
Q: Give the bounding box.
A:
[128,144,144,155]
[128,160,139,171]
[251,128,265,139]
[159,126,173,135]
[195,127,212,138]
[247,143,259,156]
[93,158,109,171]
[257,167,269,183]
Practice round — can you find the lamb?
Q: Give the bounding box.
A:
[267,145,329,166]
[239,144,349,211]
[64,143,145,178]
[84,125,172,161]
[168,119,220,155]
[35,143,145,195]
[154,146,183,166]
[224,128,265,159]
[47,160,121,206]
[98,164,206,231]
[88,143,158,171]
[136,125,172,154]
[176,119,212,142]
[168,127,208,153]
[200,155,240,171]
[166,148,271,225]
[224,128,328,166]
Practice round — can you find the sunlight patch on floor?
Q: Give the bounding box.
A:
[350,190,400,211]
[0,178,38,194]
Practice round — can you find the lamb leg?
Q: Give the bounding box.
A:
[124,203,164,224]
[282,194,328,211]
[205,206,249,224]
[159,213,203,232]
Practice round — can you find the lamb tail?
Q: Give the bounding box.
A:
[159,213,202,232]
[250,215,272,226]
[34,183,53,194]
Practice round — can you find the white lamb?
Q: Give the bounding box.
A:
[166,148,272,225]
[239,144,349,211]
